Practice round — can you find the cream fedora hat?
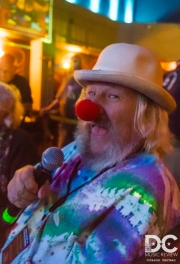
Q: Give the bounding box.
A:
[74,43,176,113]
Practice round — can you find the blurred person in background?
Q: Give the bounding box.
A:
[1,43,180,263]
[0,82,39,217]
[163,60,180,188]
[40,54,83,147]
[0,53,33,116]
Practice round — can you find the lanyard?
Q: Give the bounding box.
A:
[36,162,115,229]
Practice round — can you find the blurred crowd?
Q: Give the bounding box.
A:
[0,53,84,155]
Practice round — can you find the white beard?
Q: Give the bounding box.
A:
[75,120,141,173]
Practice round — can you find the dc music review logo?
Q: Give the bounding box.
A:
[145,235,178,253]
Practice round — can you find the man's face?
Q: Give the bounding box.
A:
[0,61,15,83]
[75,82,141,172]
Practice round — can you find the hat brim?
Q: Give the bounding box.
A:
[74,70,176,113]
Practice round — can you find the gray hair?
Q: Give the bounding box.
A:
[134,94,173,157]
[0,82,24,129]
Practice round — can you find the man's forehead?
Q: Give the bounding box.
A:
[86,81,137,93]
[87,81,118,87]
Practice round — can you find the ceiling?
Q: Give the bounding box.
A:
[116,23,180,61]
[63,0,180,61]
[65,0,180,23]
[2,0,179,62]
[135,0,180,23]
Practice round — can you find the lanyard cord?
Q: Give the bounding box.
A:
[37,162,115,227]
[48,160,81,213]
[49,162,116,214]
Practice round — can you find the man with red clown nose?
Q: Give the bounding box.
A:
[1,43,180,264]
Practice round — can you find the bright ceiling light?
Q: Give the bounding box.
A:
[124,0,134,23]
[90,0,100,13]
[65,0,76,3]
[109,0,119,21]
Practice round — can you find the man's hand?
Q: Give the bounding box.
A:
[7,165,51,208]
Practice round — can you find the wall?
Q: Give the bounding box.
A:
[53,0,180,61]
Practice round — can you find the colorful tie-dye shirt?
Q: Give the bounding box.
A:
[1,141,180,264]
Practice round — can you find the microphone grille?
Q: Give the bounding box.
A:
[41,147,64,171]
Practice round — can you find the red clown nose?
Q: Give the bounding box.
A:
[75,99,102,121]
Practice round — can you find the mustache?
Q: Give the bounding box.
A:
[81,114,112,131]
[75,115,143,173]
[75,119,124,172]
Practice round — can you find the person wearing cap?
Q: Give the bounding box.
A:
[1,43,180,263]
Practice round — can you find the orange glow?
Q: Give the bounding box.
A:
[0,40,4,57]
[61,53,76,69]
[29,39,42,110]
[161,61,177,72]
[0,29,8,38]
[56,42,100,56]
[0,49,4,57]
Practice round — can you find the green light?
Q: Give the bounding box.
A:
[2,208,18,224]
[133,191,152,207]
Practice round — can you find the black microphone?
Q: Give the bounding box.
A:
[2,147,64,226]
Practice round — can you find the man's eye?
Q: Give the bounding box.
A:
[109,94,119,99]
[87,91,95,96]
